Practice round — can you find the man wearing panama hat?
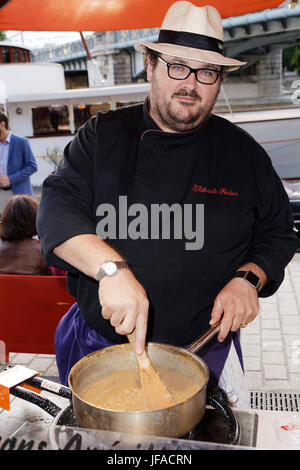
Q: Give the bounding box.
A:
[37,2,298,407]
[134,1,245,134]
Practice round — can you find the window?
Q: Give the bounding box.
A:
[2,47,10,63]
[31,105,71,136]
[13,48,19,63]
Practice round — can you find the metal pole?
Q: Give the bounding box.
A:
[79,32,92,60]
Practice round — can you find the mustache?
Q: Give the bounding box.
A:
[172,89,201,100]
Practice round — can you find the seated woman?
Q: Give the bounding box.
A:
[0,194,65,275]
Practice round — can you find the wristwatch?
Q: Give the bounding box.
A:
[96,260,128,282]
[232,270,261,291]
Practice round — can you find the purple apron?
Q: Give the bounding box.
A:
[55,303,244,390]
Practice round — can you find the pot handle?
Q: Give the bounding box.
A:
[10,385,63,418]
[9,377,72,418]
[206,387,240,445]
[23,376,72,400]
[187,320,221,354]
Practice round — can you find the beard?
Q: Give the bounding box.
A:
[150,84,220,133]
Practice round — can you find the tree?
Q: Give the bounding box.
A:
[0,31,6,41]
[291,45,300,74]
[283,44,300,73]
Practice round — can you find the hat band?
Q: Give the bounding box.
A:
[158,29,224,54]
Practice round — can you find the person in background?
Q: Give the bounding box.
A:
[0,194,65,276]
[0,110,37,212]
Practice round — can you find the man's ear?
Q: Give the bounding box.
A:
[145,54,153,82]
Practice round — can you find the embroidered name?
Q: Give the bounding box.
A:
[192,184,239,197]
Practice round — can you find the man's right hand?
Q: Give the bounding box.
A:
[0,175,10,187]
[98,269,149,355]
[53,235,149,353]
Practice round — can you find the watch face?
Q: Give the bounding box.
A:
[103,261,117,276]
[245,271,260,288]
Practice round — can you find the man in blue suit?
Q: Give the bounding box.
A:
[0,110,37,210]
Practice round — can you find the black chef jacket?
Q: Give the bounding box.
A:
[37,99,299,346]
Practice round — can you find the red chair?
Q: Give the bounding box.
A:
[0,274,75,360]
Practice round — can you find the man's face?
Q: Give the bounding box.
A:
[147,53,222,133]
[0,121,5,141]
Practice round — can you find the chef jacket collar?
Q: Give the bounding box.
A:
[142,97,211,137]
[142,97,161,132]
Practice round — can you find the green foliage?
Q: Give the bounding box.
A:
[283,44,300,73]
[291,45,300,73]
[0,31,6,41]
[42,146,63,172]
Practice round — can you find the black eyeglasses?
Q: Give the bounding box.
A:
[158,56,222,85]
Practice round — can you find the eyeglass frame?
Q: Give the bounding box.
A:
[157,56,223,85]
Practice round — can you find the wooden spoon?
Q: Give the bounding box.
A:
[127,331,176,411]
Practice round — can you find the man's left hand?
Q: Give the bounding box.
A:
[209,277,259,342]
[0,175,10,187]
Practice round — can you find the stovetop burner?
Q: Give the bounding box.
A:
[1,400,258,451]
[49,387,240,445]
[54,403,239,444]
[5,374,258,450]
[189,408,238,443]
[189,407,257,447]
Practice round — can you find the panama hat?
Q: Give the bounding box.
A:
[134,1,246,71]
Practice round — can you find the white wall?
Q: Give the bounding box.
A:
[1,63,66,96]
[28,134,73,157]
[28,135,74,186]
[7,103,33,136]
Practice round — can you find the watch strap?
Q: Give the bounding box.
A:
[114,261,129,270]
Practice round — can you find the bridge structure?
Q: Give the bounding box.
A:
[32,5,300,78]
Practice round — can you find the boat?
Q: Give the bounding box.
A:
[217,107,300,180]
[1,41,299,187]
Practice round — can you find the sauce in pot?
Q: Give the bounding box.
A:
[80,368,203,411]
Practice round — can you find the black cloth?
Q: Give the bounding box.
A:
[37,100,299,346]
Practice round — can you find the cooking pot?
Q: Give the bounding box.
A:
[9,321,238,441]
[68,342,207,438]
[68,321,222,438]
